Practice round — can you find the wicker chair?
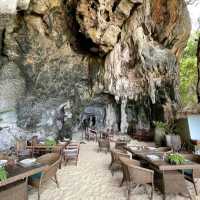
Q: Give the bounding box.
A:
[85,130,97,141]
[29,153,61,200]
[0,152,9,160]
[0,179,28,200]
[115,141,128,151]
[98,138,110,153]
[127,164,154,200]
[63,144,80,166]
[119,156,140,187]
[182,154,200,195]
[16,140,30,157]
[31,136,40,157]
[110,149,130,176]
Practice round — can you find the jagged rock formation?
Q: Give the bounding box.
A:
[0,0,191,149]
[76,0,142,53]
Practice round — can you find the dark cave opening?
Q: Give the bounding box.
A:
[64,3,101,56]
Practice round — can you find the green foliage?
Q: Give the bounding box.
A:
[153,121,168,130]
[180,32,199,106]
[0,167,8,181]
[44,139,56,146]
[167,154,185,165]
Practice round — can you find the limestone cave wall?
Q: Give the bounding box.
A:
[0,0,191,149]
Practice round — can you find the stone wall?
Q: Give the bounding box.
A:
[0,0,191,149]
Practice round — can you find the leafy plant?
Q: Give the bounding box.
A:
[153,120,176,135]
[44,139,56,146]
[167,154,185,165]
[153,121,168,130]
[0,167,8,181]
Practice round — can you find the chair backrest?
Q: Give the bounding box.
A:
[127,164,154,184]
[119,157,140,167]
[111,149,129,162]
[182,154,200,178]
[40,157,60,185]
[119,157,140,182]
[36,153,60,165]
[115,141,127,151]
[31,136,38,146]
[98,138,110,145]
[64,144,79,157]
[16,140,27,152]
[0,152,8,160]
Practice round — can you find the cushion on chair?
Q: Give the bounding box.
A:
[184,169,192,176]
[29,172,42,181]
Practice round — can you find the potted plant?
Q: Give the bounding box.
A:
[0,167,8,181]
[167,153,185,165]
[44,138,56,149]
[154,121,168,147]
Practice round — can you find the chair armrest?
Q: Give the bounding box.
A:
[130,165,154,174]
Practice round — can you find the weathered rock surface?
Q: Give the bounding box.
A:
[76,0,142,53]
[0,0,191,149]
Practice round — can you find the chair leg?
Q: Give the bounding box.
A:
[109,162,113,169]
[76,156,78,166]
[38,188,40,200]
[193,180,198,195]
[64,157,68,166]
[127,183,131,200]
[163,194,166,200]
[120,176,124,187]
[54,174,59,188]
[111,167,114,176]
[150,184,154,200]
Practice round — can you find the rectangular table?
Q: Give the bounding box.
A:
[0,163,47,187]
[125,146,200,171]
[0,163,47,200]
[125,146,200,199]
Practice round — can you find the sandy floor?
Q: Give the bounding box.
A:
[29,139,200,200]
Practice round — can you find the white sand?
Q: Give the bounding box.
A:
[29,140,200,200]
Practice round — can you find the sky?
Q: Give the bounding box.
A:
[188,2,200,30]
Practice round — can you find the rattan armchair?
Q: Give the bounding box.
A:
[16,140,30,157]
[98,138,110,153]
[119,156,140,187]
[85,129,97,141]
[110,149,130,176]
[182,154,200,195]
[29,153,61,200]
[63,144,80,166]
[127,164,154,200]
[115,141,128,151]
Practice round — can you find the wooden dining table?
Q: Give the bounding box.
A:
[125,146,200,199]
[0,162,47,200]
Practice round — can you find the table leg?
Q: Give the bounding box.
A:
[161,170,191,199]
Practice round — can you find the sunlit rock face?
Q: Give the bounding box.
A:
[101,0,191,132]
[0,0,191,149]
[76,0,142,53]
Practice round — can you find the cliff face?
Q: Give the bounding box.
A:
[0,0,191,149]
